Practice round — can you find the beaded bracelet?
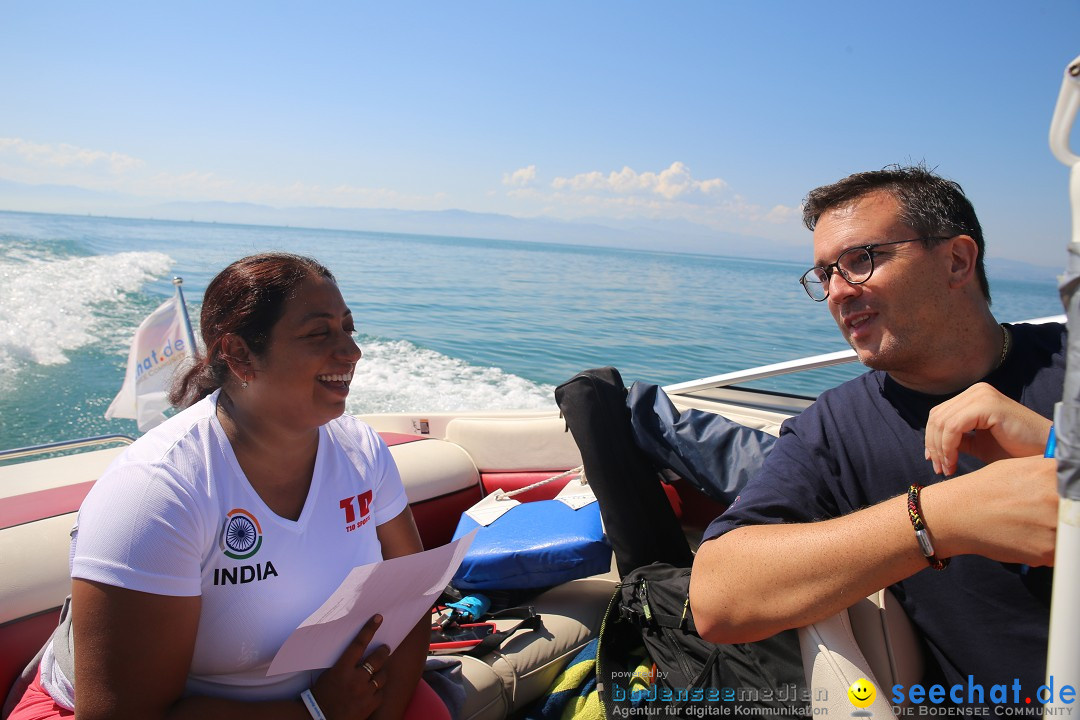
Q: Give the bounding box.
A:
[907,484,949,571]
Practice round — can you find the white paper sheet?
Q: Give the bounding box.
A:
[267,529,478,676]
[464,489,520,526]
[554,476,597,510]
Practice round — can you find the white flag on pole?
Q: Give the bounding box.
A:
[105,293,192,431]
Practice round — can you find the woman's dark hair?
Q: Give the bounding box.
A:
[802,163,990,301]
[169,253,336,408]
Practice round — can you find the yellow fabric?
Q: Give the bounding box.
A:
[560,649,652,720]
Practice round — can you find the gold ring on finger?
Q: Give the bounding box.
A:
[361,661,375,676]
[372,677,381,691]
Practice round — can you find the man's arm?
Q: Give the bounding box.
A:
[689,492,921,645]
[689,455,1057,644]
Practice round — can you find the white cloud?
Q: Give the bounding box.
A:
[0,136,447,211]
[551,162,726,200]
[502,161,802,238]
[0,137,143,175]
[502,165,537,187]
[765,204,800,224]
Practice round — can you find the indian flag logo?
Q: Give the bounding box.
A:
[220,508,263,560]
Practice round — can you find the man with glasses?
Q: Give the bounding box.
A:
[689,165,1064,701]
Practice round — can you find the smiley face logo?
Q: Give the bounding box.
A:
[847,678,876,709]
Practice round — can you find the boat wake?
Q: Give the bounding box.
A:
[0,249,173,383]
[347,338,555,413]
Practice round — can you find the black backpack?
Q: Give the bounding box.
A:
[597,563,808,718]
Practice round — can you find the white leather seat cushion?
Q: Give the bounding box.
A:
[449,574,617,720]
[798,588,924,716]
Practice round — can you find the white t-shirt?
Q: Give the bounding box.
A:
[66,389,409,701]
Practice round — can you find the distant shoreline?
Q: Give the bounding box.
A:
[0,207,1063,283]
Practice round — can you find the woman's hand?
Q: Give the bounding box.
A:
[367,508,429,720]
[312,615,390,720]
[314,502,427,720]
[925,382,1054,475]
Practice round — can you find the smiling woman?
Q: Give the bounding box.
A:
[8,253,448,720]
[200,261,364,449]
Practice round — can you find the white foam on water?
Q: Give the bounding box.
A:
[0,250,174,376]
[346,338,555,413]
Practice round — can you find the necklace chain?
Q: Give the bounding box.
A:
[996,323,1010,370]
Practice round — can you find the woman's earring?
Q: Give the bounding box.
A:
[241,379,249,389]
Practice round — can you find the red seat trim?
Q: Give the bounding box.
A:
[480,471,571,503]
[0,433,425,532]
[0,481,93,532]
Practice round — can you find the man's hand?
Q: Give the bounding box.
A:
[928,455,1058,567]
[924,382,1053,475]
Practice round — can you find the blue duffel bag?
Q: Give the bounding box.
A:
[450,499,612,591]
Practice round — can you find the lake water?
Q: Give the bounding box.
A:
[0,210,1064,450]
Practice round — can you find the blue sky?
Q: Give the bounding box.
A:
[2,2,1079,265]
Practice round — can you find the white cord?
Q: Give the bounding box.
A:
[495,465,585,500]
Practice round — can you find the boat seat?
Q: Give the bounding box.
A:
[798,588,925,715]
[440,572,618,720]
[388,436,485,550]
[443,415,583,474]
[0,447,124,713]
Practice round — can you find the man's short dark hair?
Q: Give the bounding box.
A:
[802,164,990,301]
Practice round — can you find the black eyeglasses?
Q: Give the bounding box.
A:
[798,236,951,302]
